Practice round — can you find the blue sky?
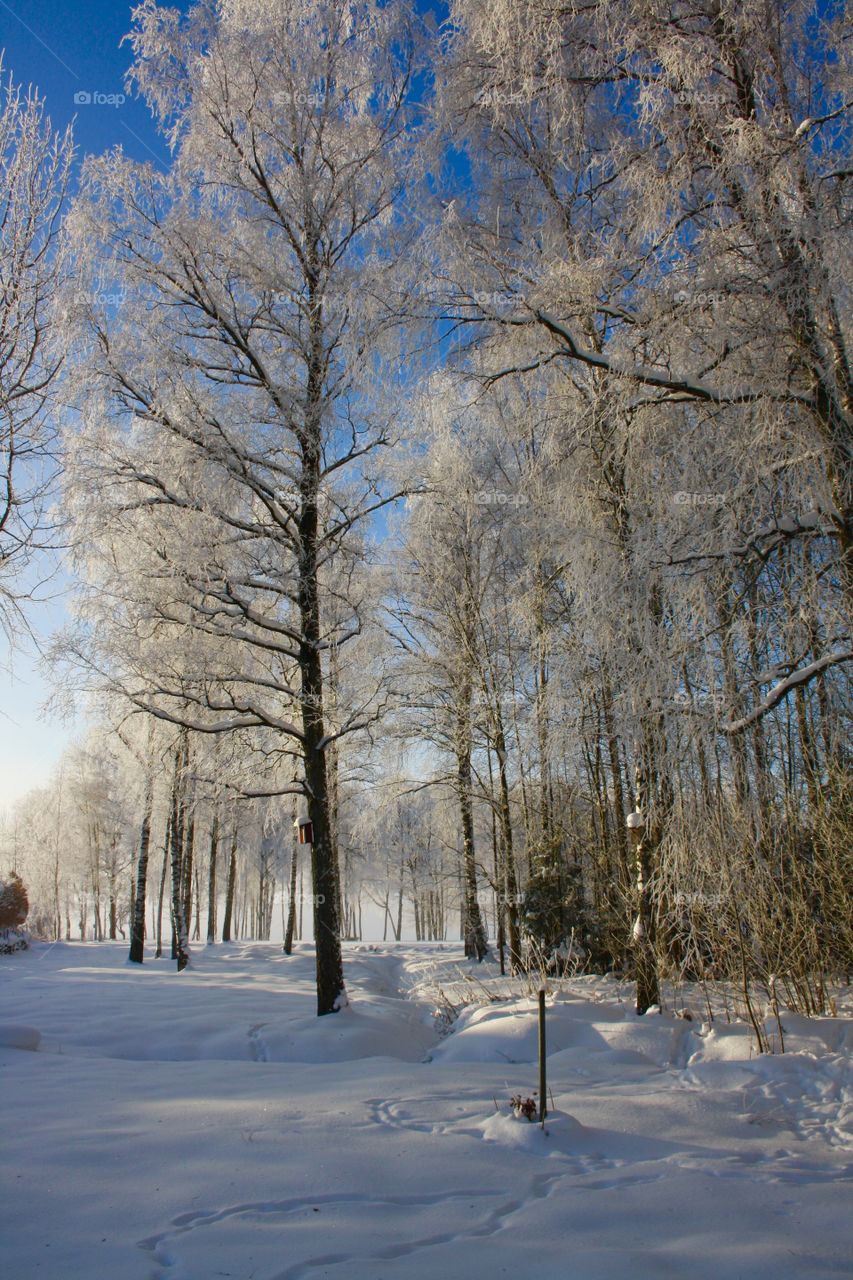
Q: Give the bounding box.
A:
[0,0,189,169]
[0,0,192,815]
[0,0,447,816]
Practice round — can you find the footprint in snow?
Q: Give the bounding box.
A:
[248,1022,270,1062]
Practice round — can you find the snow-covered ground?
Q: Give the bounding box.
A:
[1,942,851,1279]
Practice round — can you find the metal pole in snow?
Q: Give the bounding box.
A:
[538,987,547,1124]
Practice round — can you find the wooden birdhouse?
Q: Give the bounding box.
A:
[294,806,313,845]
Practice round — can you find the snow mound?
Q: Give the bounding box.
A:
[259,998,437,1064]
[432,995,691,1068]
[480,1109,583,1153]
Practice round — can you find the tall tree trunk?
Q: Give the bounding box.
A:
[489,765,505,975]
[192,863,201,941]
[154,822,169,959]
[283,813,299,955]
[456,675,488,961]
[222,823,238,943]
[632,757,661,1015]
[169,738,188,960]
[494,721,522,971]
[395,860,404,941]
[181,785,195,937]
[297,348,345,1013]
[169,744,190,972]
[327,640,346,938]
[206,809,219,944]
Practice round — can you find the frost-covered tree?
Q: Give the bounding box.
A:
[0,734,130,942]
[0,58,72,639]
[440,0,853,707]
[431,0,852,1012]
[62,0,427,1012]
[389,394,544,962]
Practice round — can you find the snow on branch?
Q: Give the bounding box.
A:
[533,312,817,408]
[722,648,853,734]
[663,509,838,568]
[793,100,853,140]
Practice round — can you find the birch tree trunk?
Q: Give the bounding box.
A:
[456,674,488,961]
[283,821,299,957]
[128,774,153,964]
[222,825,238,945]
[169,752,190,972]
[206,809,219,944]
